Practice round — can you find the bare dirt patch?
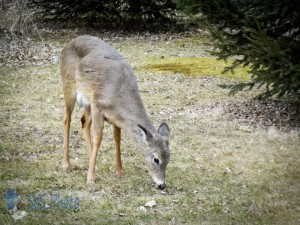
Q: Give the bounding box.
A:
[224,99,300,132]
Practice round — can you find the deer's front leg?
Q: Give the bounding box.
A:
[63,107,73,171]
[87,106,104,184]
[113,125,123,176]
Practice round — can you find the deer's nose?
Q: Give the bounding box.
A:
[158,183,166,190]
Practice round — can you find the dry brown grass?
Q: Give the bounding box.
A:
[0,32,299,224]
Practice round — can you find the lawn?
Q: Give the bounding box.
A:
[0,31,299,225]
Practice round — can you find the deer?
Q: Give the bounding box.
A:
[60,35,170,190]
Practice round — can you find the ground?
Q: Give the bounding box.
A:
[0,30,299,225]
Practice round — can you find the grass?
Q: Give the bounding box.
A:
[0,34,299,224]
[142,57,251,81]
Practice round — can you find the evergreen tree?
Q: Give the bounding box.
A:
[175,0,300,100]
[31,0,176,29]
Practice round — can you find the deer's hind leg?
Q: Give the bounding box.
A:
[62,91,76,172]
[81,107,92,159]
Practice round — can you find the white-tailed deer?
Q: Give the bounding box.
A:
[60,35,170,190]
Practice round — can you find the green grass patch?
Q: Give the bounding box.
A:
[142,57,251,81]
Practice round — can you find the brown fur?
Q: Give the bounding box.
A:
[60,35,170,189]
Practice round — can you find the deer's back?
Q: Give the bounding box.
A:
[61,35,123,82]
[70,35,123,60]
[60,35,147,128]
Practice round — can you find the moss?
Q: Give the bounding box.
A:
[142,57,251,81]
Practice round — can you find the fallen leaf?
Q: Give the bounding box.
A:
[225,167,232,173]
[238,125,253,132]
[11,210,28,221]
[138,206,147,212]
[145,200,157,208]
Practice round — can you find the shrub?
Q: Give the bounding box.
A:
[30,0,176,29]
[174,0,300,100]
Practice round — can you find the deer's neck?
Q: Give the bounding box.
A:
[122,112,156,151]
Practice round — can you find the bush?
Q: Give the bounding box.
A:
[30,0,176,29]
[0,0,36,38]
[174,0,300,100]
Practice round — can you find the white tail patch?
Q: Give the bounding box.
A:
[76,91,90,108]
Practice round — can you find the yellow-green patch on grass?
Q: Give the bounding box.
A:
[142,57,251,81]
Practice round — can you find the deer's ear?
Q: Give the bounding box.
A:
[138,124,153,143]
[158,122,170,140]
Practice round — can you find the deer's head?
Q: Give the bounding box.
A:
[138,123,170,190]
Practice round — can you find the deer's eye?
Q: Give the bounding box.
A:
[153,158,160,165]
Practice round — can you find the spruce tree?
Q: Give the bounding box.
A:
[175,0,300,100]
[31,0,176,29]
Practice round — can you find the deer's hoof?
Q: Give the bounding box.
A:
[62,162,71,172]
[87,173,95,184]
[116,169,124,177]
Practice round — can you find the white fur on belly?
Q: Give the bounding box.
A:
[76,91,90,108]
